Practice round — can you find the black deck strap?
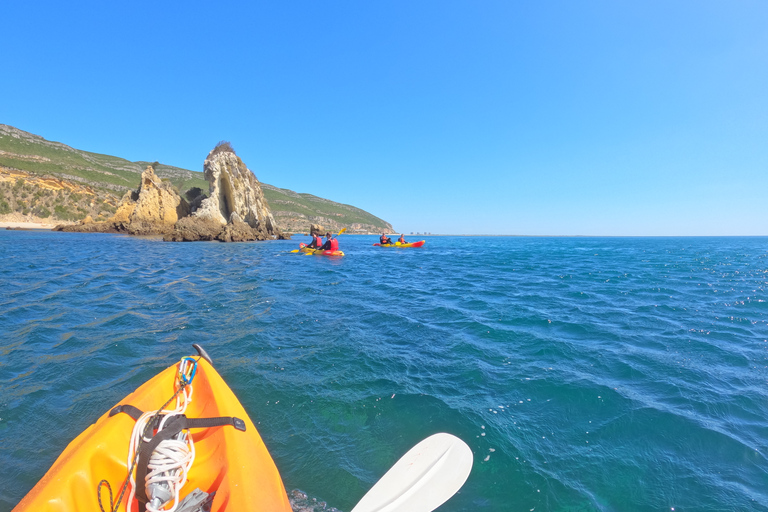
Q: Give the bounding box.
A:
[184,416,247,432]
[110,404,246,433]
[109,404,144,420]
[109,404,165,435]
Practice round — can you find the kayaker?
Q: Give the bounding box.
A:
[307,232,323,248]
[398,234,406,244]
[322,232,339,252]
[380,233,393,245]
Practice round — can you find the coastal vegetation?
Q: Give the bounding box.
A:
[261,184,392,234]
[0,172,118,223]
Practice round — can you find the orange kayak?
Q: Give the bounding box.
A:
[13,346,292,512]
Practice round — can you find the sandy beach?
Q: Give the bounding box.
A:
[1,221,58,230]
[0,210,76,230]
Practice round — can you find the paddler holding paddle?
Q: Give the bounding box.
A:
[321,231,340,252]
[306,232,323,249]
[292,227,345,253]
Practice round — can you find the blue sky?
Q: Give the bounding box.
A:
[2,1,766,235]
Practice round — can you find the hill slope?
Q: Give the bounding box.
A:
[262,184,393,234]
[0,124,392,233]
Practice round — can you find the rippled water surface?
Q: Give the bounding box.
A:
[1,232,767,511]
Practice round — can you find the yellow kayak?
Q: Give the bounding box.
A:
[299,244,344,256]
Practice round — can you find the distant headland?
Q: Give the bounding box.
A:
[0,124,393,238]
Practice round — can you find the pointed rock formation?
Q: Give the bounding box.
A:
[55,165,189,235]
[130,166,190,228]
[193,143,277,232]
[164,142,286,242]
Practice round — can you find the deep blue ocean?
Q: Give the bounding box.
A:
[1,232,766,512]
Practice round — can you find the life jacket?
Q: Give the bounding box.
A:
[329,238,339,251]
[380,236,389,244]
[398,237,406,243]
[313,235,323,247]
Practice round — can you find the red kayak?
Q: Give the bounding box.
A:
[373,240,425,248]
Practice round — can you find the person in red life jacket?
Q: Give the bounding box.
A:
[321,232,339,252]
[380,233,393,245]
[397,234,406,244]
[306,232,323,249]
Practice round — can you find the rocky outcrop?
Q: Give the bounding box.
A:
[193,144,280,235]
[218,218,263,242]
[55,166,189,235]
[310,224,325,236]
[162,216,224,242]
[55,143,288,242]
[131,167,189,227]
[56,214,117,233]
[162,214,266,242]
[163,143,286,242]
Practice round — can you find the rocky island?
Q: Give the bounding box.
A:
[56,142,287,242]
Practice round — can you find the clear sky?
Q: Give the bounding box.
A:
[2,1,766,235]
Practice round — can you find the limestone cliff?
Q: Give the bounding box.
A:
[163,142,287,242]
[191,143,281,238]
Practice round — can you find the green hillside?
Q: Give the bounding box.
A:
[262,184,392,233]
[0,124,392,232]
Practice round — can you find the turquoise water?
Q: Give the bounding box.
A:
[1,232,767,512]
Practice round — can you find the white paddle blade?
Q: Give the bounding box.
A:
[350,433,473,512]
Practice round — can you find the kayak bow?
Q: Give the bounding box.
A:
[13,347,292,512]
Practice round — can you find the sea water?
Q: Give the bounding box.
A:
[1,232,766,512]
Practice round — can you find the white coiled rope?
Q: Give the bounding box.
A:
[127,358,197,512]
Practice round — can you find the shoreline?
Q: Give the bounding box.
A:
[1,221,58,230]
[4,223,765,237]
